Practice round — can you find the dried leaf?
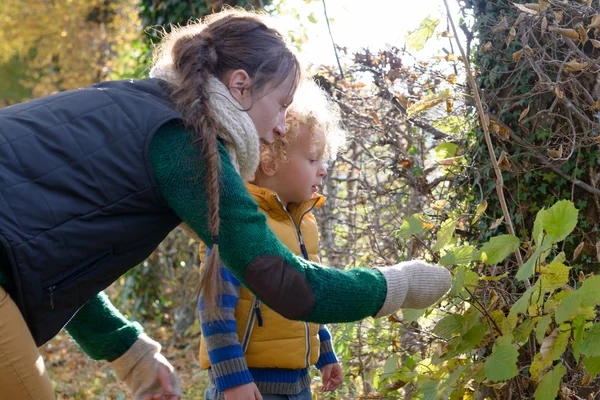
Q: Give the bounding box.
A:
[446,74,457,84]
[492,16,509,33]
[590,39,600,48]
[537,1,550,11]
[446,98,454,113]
[406,88,455,117]
[589,99,600,110]
[489,216,505,230]
[548,145,563,158]
[555,87,564,99]
[432,199,448,211]
[541,16,548,34]
[573,242,585,261]
[524,45,534,55]
[507,27,517,46]
[548,26,579,41]
[596,241,600,262]
[370,110,381,126]
[482,41,493,52]
[512,49,524,61]
[564,59,589,72]
[489,120,511,140]
[498,151,513,171]
[589,15,600,30]
[519,105,530,123]
[554,11,563,24]
[512,2,538,15]
[577,25,588,44]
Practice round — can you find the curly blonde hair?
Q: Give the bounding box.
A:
[260,79,345,172]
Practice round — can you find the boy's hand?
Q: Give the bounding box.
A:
[320,362,343,391]
[224,382,263,400]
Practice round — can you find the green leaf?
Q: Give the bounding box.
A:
[405,15,440,51]
[414,379,439,400]
[535,314,552,344]
[573,315,586,359]
[382,354,399,376]
[472,200,488,224]
[477,235,520,265]
[516,235,551,281]
[534,364,566,400]
[511,281,542,315]
[432,219,458,252]
[543,200,579,243]
[540,260,571,292]
[450,266,466,296]
[307,12,318,23]
[397,215,430,238]
[583,356,600,378]
[580,275,600,307]
[532,207,549,246]
[432,314,464,338]
[439,245,476,266]
[555,291,582,324]
[434,142,459,160]
[580,323,600,357]
[484,344,519,382]
[402,308,425,323]
[549,324,570,361]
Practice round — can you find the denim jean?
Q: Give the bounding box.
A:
[204,385,312,400]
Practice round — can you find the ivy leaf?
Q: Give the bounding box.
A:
[477,234,520,265]
[539,260,571,292]
[484,344,519,382]
[534,365,566,400]
[439,245,476,266]
[405,15,440,51]
[432,219,458,252]
[432,314,464,338]
[583,356,600,378]
[580,323,600,357]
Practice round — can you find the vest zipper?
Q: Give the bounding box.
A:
[241,296,260,353]
[45,250,112,310]
[254,300,263,327]
[273,195,319,367]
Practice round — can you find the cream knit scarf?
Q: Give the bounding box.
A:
[149,64,260,181]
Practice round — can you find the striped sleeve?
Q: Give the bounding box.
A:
[199,260,254,392]
[314,324,338,369]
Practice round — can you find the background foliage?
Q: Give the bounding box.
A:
[4,0,600,398]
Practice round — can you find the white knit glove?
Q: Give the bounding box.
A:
[374,261,452,318]
[110,333,182,400]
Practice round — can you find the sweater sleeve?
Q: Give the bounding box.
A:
[64,291,143,361]
[150,122,388,324]
[314,325,338,369]
[199,252,254,392]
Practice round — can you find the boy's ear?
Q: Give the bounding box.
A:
[259,161,277,177]
[226,69,251,103]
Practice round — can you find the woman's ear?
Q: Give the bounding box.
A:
[226,69,251,104]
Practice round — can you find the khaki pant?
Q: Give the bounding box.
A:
[0,285,55,399]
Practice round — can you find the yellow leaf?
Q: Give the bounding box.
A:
[446,98,454,113]
[548,144,563,158]
[498,151,513,171]
[524,45,534,55]
[590,39,600,48]
[518,105,530,122]
[554,11,563,24]
[577,24,588,44]
[512,49,524,61]
[548,26,579,41]
[589,15,600,30]
[489,120,511,140]
[555,86,564,99]
[446,74,457,84]
[512,2,538,15]
[541,16,548,34]
[507,27,517,46]
[482,41,493,52]
[589,99,600,110]
[573,242,585,261]
[417,215,435,230]
[406,88,455,117]
[563,59,589,72]
[472,200,487,224]
[432,200,448,211]
[489,216,504,230]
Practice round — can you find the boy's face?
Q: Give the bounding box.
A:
[272,125,327,205]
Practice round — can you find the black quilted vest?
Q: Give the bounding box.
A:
[0,79,182,345]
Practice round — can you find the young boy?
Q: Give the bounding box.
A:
[199,82,346,400]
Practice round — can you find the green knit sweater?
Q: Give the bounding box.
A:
[0,122,387,362]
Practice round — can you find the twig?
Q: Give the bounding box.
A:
[321,0,344,79]
[442,0,526,278]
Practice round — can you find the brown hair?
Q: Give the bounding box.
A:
[259,79,345,173]
[151,8,302,313]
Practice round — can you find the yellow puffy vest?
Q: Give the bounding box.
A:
[199,183,325,369]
